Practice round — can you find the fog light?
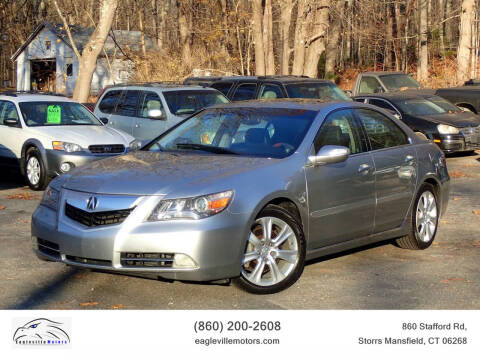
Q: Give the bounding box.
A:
[173,254,197,268]
[60,162,72,172]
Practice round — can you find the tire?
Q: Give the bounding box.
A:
[395,183,439,250]
[237,204,306,294]
[24,147,48,190]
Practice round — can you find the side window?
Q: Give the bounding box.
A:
[258,83,284,99]
[368,99,397,113]
[115,90,140,117]
[314,109,367,155]
[354,97,366,103]
[98,90,122,114]
[138,91,164,118]
[0,101,19,126]
[356,108,409,150]
[211,82,233,96]
[359,77,383,94]
[232,83,257,101]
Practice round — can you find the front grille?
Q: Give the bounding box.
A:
[65,203,134,227]
[89,144,125,154]
[66,255,111,266]
[460,126,480,146]
[120,252,174,268]
[37,238,60,258]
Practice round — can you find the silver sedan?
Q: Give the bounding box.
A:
[32,100,450,294]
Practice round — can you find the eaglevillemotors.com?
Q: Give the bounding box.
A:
[12,318,71,346]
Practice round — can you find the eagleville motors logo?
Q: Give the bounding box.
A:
[13,318,70,346]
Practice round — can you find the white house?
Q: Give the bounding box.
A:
[11,22,153,96]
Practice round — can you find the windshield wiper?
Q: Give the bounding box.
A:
[175,143,239,155]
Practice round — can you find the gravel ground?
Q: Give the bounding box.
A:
[0,152,479,309]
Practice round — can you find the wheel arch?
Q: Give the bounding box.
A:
[456,103,477,113]
[20,139,47,176]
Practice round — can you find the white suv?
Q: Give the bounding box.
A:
[0,93,139,190]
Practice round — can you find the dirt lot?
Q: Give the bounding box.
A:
[0,153,479,310]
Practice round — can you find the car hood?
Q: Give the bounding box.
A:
[62,151,275,195]
[29,125,134,147]
[415,112,480,128]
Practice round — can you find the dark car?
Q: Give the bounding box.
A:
[183,75,351,102]
[354,92,480,153]
[435,86,480,114]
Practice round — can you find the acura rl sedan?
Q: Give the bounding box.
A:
[32,100,450,294]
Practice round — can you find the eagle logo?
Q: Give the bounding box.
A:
[13,318,70,344]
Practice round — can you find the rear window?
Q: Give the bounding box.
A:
[285,82,351,101]
[98,90,122,113]
[163,90,229,116]
[232,83,257,101]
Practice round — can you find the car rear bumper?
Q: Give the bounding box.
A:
[31,203,247,282]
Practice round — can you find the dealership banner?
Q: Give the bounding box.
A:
[0,310,478,359]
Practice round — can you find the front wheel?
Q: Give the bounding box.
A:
[396,183,439,250]
[238,204,306,294]
[24,147,48,190]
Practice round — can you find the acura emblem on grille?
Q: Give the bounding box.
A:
[86,196,99,211]
[104,146,112,152]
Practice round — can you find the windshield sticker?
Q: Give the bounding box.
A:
[46,105,61,124]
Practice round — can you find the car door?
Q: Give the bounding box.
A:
[231,83,258,101]
[0,100,23,163]
[355,108,417,233]
[306,108,375,249]
[95,89,122,127]
[133,91,168,141]
[112,90,140,136]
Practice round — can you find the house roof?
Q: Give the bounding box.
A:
[11,21,154,61]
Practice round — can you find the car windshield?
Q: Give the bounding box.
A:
[424,95,461,113]
[163,90,229,116]
[394,98,447,116]
[379,74,422,91]
[285,82,351,101]
[146,107,316,159]
[19,101,102,127]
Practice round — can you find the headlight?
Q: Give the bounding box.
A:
[437,124,460,135]
[40,186,59,210]
[52,141,82,152]
[147,190,233,221]
[129,139,142,151]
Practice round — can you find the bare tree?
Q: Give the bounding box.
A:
[417,0,429,82]
[252,0,265,75]
[457,0,475,83]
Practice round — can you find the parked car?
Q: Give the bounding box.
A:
[32,99,449,294]
[0,92,138,190]
[350,71,480,113]
[183,75,351,102]
[93,83,230,142]
[354,92,480,153]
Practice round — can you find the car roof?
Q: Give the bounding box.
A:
[205,98,356,112]
[360,71,407,76]
[184,75,333,84]
[355,90,437,101]
[0,93,73,103]
[104,83,214,91]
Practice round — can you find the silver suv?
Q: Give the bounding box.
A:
[93,83,229,142]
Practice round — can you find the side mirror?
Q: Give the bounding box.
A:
[99,117,109,124]
[148,109,165,120]
[4,118,19,127]
[308,145,350,166]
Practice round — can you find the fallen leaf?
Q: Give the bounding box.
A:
[0,205,4,210]
[453,197,462,201]
[111,304,124,310]
[449,170,471,178]
[7,193,40,200]
[473,210,480,216]
[473,241,480,247]
[441,277,471,284]
[440,220,449,224]
[79,301,98,307]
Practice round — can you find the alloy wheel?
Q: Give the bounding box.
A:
[241,216,299,287]
[415,190,438,243]
[27,156,41,185]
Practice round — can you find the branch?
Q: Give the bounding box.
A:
[52,0,82,59]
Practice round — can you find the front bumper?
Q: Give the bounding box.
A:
[45,150,126,177]
[434,134,480,153]
[31,192,248,282]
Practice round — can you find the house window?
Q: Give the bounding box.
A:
[45,41,51,50]
[66,64,73,77]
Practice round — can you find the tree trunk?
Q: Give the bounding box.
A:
[304,1,330,78]
[325,0,343,78]
[292,0,307,75]
[417,0,428,83]
[263,0,275,74]
[457,0,475,84]
[252,0,265,75]
[178,0,192,67]
[62,0,118,102]
[280,0,294,75]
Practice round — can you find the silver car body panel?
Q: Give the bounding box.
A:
[32,100,450,281]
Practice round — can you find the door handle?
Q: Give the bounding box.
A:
[358,163,371,173]
[405,155,415,164]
